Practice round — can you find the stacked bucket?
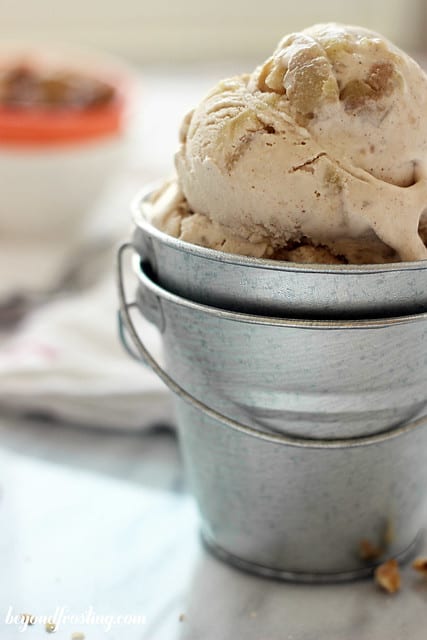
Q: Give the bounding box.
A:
[118,188,427,582]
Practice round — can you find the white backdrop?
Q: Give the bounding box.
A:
[0,0,424,62]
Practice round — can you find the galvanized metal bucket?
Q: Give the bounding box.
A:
[121,246,427,440]
[117,244,427,581]
[132,187,427,320]
[176,403,427,581]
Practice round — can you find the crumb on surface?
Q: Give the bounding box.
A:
[45,619,57,633]
[359,539,383,561]
[374,559,401,594]
[20,613,35,626]
[412,557,427,575]
[179,613,186,622]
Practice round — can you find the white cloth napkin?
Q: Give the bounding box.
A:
[0,263,173,430]
[0,70,226,430]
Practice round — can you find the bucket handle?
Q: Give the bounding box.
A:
[117,242,285,444]
[117,243,427,448]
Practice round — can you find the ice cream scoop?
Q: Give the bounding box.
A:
[152,23,427,264]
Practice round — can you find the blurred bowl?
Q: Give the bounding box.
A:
[0,43,137,241]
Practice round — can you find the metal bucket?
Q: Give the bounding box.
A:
[132,187,427,320]
[176,403,427,581]
[117,245,427,581]
[121,246,427,440]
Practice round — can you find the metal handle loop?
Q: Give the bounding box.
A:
[117,243,281,443]
[116,243,427,449]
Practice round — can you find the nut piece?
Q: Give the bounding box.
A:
[374,559,401,594]
[45,619,57,633]
[71,634,85,640]
[412,557,427,575]
[20,613,35,626]
[359,539,383,561]
[286,244,344,265]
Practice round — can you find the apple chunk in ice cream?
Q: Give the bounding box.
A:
[150,23,427,264]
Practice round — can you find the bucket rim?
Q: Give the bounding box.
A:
[134,255,427,329]
[132,184,427,276]
[118,244,427,448]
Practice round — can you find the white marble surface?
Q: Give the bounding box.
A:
[1,415,427,640]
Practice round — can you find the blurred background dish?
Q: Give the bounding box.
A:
[0,44,135,241]
[0,43,138,303]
